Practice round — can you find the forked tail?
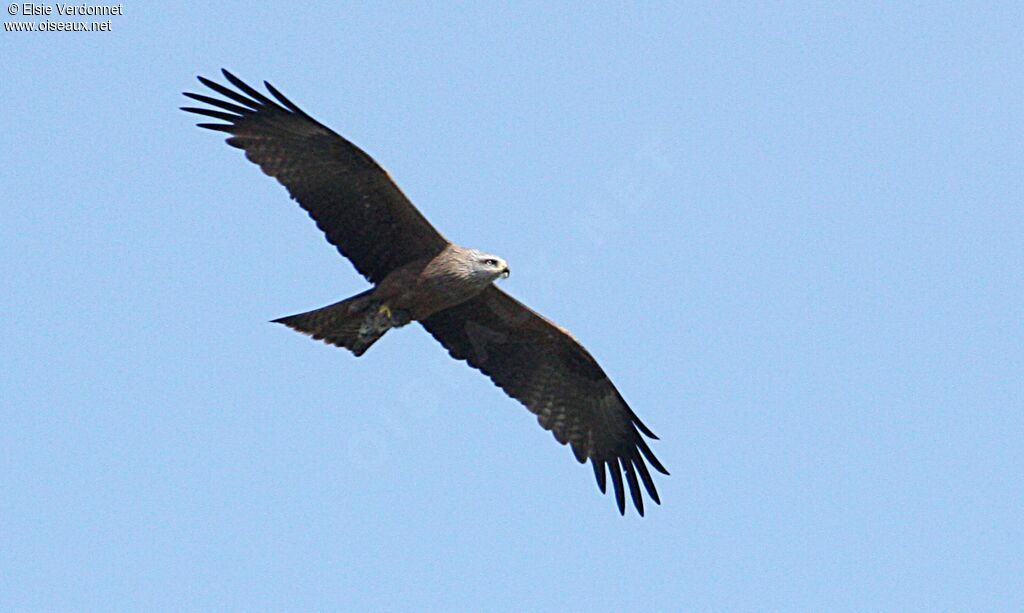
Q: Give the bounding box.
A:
[272,289,387,356]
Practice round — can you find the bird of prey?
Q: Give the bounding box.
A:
[182,70,668,515]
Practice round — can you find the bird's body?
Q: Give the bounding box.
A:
[183,70,667,515]
[277,244,509,355]
[380,245,510,322]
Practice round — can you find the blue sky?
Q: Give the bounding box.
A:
[2,2,1022,610]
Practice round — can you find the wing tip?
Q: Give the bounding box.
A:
[194,122,233,132]
[608,462,626,515]
[631,412,659,440]
[592,459,607,494]
[591,444,666,516]
[196,74,218,89]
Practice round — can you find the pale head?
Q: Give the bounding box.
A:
[430,245,511,292]
[464,248,510,282]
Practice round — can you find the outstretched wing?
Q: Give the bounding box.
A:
[182,69,449,284]
[421,286,668,516]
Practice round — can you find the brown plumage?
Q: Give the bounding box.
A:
[182,69,668,515]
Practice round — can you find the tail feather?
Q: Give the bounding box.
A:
[273,290,385,356]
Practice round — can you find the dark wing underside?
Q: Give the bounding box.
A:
[421,286,668,516]
[182,69,449,284]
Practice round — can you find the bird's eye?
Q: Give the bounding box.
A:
[484,259,498,267]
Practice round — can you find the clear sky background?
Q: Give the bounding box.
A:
[2,2,1022,611]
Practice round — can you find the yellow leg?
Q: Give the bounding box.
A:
[377,304,392,318]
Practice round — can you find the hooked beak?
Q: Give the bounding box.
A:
[500,266,510,279]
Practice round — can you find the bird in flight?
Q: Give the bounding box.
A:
[182,70,668,515]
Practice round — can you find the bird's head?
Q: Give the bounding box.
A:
[465,248,510,283]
